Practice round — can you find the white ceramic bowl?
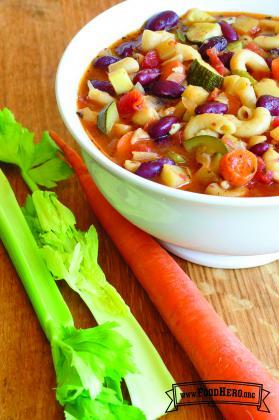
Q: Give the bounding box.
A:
[56,0,279,269]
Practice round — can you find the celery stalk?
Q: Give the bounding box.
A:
[0,169,145,419]
[0,169,73,337]
[23,191,175,420]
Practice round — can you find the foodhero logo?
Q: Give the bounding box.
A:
[166,381,270,413]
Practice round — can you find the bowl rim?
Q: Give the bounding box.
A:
[56,0,279,208]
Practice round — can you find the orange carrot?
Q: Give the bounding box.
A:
[227,94,242,115]
[272,58,279,82]
[220,149,258,187]
[50,130,279,419]
[114,131,134,163]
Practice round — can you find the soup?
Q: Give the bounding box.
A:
[77,8,279,197]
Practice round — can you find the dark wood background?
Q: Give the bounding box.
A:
[0,1,278,419]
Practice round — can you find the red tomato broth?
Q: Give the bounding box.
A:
[77,10,279,197]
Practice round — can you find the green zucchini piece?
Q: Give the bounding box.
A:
[167,151,186,164]
[227,40,243,52]
[187,59,223,92]
[183,135,228,155]
[97,102,119,134]
[232,70,257,85]
[175,29,187,43]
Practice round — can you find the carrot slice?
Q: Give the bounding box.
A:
[114,131,134,163]
[220,149,258,187]
[227,94,242,115]
[50,131,279,419]
[272,58,279,82]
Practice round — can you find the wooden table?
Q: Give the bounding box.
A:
[0,1,278,419]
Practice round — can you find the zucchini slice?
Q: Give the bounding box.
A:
[97,102,119,134]
[227,40,243,52]
[183,135,228,155]
[187,59,223,91]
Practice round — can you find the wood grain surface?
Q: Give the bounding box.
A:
[0,1,278,419]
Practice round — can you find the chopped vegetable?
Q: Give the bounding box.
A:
[272,58,279,82]
[0,169,144,419]
[50,131,279,419]
[160,60,186,81]
[187,59,223,91]
[160,164,190,187]
[108,68,134,95]
[141,50,161,69]
[167,151,186,163]
[184,135,228,155]
[117,90,144,118]
[226,40,243,52]
[0,108,72,191]
[183,8,215,24]
[245,41,267,58]
[232,16,259,35]
[97,102,119,134]
[220,149,258,186]
[206,48,228,76]
[186,23,222,43]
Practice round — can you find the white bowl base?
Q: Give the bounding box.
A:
[160,242,279,269]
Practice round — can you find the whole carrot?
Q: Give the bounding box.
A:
[50,131,279,418]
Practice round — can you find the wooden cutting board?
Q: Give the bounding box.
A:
[0,1,278,419]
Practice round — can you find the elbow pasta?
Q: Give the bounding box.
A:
[237,106,253,121]
[263,149,279,182]
[234,107,272,138]
[205,182,248,197]
[184,114,236,139]
[223,75,257,108]
[230,49,269,73]
[254,34,279,50]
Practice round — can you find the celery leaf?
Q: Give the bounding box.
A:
[0,108,72,190]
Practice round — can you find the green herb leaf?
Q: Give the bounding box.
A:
[0,108,72,191]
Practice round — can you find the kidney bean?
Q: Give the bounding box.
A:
[269,48,279,58]
[145,10,179,31]
[218,51,234,68]
[90,80,114,95]
[116,38,141,58]
[148,116,179,139]
[199,36,228,60]
[256,95,279,116]
[93,55,120,69]
[135,157,174,179]
[133,68,160,86]
[195,101,228,115]
[219,21,239,42]
[150,80,185,98]
[249,142,269,156]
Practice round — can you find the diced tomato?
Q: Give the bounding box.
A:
[161,60,186,81]
[272,58,279,82]
[249,26,261,37]
[141,50,161,69]
[272,117,279,129]
[250,70,271,81]
[206,48,228,76]
[131,141,153,153]
[117,90,144,118]
[207,88,221,102]
[245,42,267,58]
[254,157,273,184]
